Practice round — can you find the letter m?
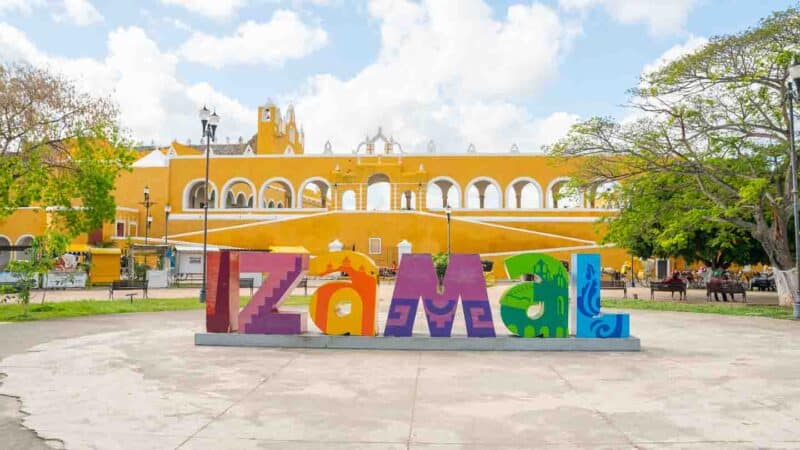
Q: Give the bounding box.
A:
[384,254,495,337]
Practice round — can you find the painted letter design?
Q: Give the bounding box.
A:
[307,251,378,336]
[237,252,309,334]
[206,250,240,333]
[500,253,568,338]
[384,254,495,337]
[571,253,630,338]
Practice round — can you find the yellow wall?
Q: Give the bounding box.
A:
[0,103,646,279]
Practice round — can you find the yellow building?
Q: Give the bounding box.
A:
[0,102,640,280]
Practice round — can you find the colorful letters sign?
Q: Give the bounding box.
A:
[384,254,495,337]
[307,251,378,336]
[205,251,632,340]
[500,253,569,338]
[571,253,630,338]
[206,250,240,333]
[206,251,309,334]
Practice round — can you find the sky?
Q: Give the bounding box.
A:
[0,0,793,154]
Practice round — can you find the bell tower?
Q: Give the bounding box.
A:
[256,100,304,154]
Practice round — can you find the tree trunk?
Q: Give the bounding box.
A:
[752,218,795,305]
[773,269,797,307]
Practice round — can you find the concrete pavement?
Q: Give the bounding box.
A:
[0,299,798,448]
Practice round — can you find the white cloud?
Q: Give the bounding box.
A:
[293,0,578,153]
[0,0,43,15]
[0,23,253,145]
[160,0,248,19]
[559,0,700,36]
[641,35,707,76]
[621,35,708,125]
[54,0,103,26]
[0,0,102,26]
[179,10,328,68]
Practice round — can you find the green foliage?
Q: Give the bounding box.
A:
[3,233,69,313]
[432,252,449,281]
[133,262,151,281]
[549,7,800,270]
[0,63,134,238]
[601,173,767,268]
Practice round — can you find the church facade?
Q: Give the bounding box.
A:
[0,102,634,279]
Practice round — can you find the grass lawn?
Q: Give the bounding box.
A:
[603,298,794,320]
[0,295,311,322]
[1,295,792,322]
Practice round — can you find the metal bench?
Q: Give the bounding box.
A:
[175,273,203,287]
[600,280,627,298]
[650,281,686,301]
[707,282,747,302]
[109,280,148,300]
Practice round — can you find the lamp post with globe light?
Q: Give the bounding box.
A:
[198,106,219,303]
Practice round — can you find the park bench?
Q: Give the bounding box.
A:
[109,280,148,300]
[750,277,775,291]
[175,273,203,287]
[707,282,747,302]
[650,281,686,301]
[600,280,627,298]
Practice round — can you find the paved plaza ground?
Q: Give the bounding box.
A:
[0,287,798,449]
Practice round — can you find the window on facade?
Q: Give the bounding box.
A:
[116,221,126,237]
[368,237,382,255]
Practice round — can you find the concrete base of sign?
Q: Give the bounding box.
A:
[195,333,641,351]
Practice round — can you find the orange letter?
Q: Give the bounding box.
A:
[308,252,378,336]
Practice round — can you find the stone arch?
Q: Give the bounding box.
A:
[15,234,34,262]
[221,177,256,209]
[259,177,295,209]
[400,190,417,210]
[465,176,502,209]
[0,235,11,271]
[505,177,543,209]
[298,177,332,208]
[546,177,584,209]
[367,173,390,211]
[588,181,621,209]
[276,201,284,208]
[425,176,461,209]
[183,179,218,210]
[341,190,357,211]
[266,200,275,209]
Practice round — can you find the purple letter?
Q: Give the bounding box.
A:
[384,254,495,337]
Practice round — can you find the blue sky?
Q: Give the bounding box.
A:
[0,0,793,153]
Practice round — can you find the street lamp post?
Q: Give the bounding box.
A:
[140,185,156,244]
[198,106,220,303]
[445,204,452,258]
[786,62,800,320]
[164,205,171,245]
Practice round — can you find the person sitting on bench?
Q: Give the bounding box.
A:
[663,271,685,285]
[708,271,729,302]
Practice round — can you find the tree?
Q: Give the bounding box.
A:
[549,8,800,304]
[0,63,134,237]
[601,173,767,269]
[4,233,68,313]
